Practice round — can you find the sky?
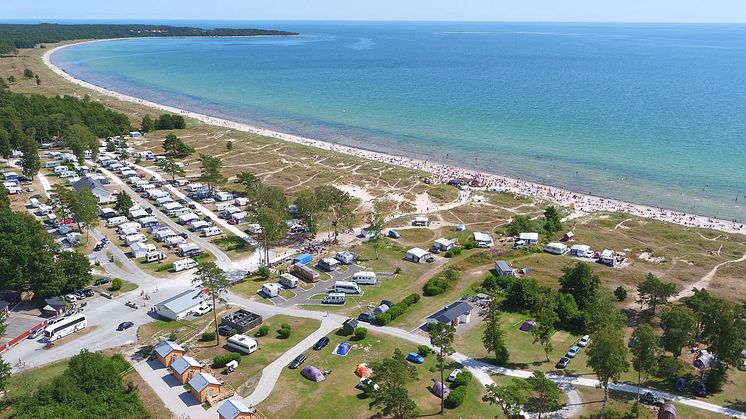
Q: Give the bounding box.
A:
[5,0,746,23]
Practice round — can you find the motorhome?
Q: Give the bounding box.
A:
[172,258,197,272]
[226,334,258,354]
[146,250,166,262]
[317,258,339,272]
[322,293,346,304]
[279,273,299,289]
[334,281,362,294]
[53,165,68,175]
[544,242,569,255]
[44,160,60,168]
[169,207,191,217]
[202,227,222,237]
[351,271,377,285]
[43,314,86,342]
[261,283,281,298]
[124,233,147,245]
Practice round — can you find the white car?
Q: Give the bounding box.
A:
[583,250,594,258]
[447,368,462,382]
[64,294,77,303]
[193,305,213,316]
[578,335,590,347]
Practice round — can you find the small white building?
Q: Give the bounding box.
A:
[405,247,431,263]
[434,238,456,251]
[473,232,494,248]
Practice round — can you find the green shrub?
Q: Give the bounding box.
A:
[257,325,270,336]
[387,305,404,319]
[200,332,216,342]
[463,239,477,250]
[256,266,271,280]
[278,323,292,339]
[705,366,727,393]
[110,278,122,291]
[417,345,430,357]
[614,285,628,302]
[230,329,238,336]
[110,353,131,374]
[213,352,241,368]
[354,327,368,340]
[401,293,420,306]
[452,370,472,388]
[445,385,467,408]
[444,247,462,258]
[374,312,391,326]
[423,282,446,296]
[168,331,178,341]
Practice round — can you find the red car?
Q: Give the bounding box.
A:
[60,218,74,225]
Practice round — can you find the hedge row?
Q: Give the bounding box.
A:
[374,293,421,326]
[213,352,241,368]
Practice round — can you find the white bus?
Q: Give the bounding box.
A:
[227,334,259,354]
[334,281,362,295]
[44,314,87,342]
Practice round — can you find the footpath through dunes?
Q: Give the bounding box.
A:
[674,251,746,301]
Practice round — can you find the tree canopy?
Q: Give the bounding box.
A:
[368,349,419,419]
[636,273,677,314]
[162,133,194,157]
[559,262,600,310]
[10,350,149,418]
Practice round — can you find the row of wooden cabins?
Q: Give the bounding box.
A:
[154,340,257,418]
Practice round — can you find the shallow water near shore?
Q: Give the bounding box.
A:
[52,21,746,221]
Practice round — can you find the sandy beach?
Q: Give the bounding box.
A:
[43,41,745,235]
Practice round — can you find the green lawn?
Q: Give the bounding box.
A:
[258,331,499,419]
[3,360,69,404]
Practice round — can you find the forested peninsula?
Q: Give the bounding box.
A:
[0,23,298,54]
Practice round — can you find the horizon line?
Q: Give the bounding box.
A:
[2,18,746,25]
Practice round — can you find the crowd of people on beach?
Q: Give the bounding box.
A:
[45,45,744,235]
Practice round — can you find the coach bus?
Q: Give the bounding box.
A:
[44,314,87,342]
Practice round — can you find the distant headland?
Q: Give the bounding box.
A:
[0,23,298,54]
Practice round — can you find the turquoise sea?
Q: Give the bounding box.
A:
[52,22,746,221]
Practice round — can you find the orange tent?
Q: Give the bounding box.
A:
[355,363,372,378]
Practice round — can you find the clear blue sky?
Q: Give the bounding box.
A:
[6,0,746,23]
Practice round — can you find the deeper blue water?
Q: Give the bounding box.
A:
[52,22,746,221]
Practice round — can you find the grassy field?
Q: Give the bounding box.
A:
[186,315,320,396]
[258,330,500,419]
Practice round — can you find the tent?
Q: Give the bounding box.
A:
[334,342,352,356]
[658,403,677,419]
[455,224,466,232]
[431,378,450,398]
[519,320,537,332]
[355,363,372,378]
[301,366,325,382]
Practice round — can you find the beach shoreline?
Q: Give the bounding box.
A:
[43,41,745,235]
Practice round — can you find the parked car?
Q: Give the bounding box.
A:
[94,277,112,286]
[202,198,215,204]
[566,346,580,358]
[218,325,234,336]
[428,246,441,254]
[64,294,77,303]
[117,321,134,331]
[93,241,106,251]
[447,369,462,382]
[28,328,43,339]
[313,336,330,350]
[578,335,590,347]
[356,377,380,391]
[82,289,94,297]
[640,392,665,406]
[556,357,571,368]
[357,312,375,323]
[407,352,425,364]
[289,353,307,369]
[192,305,213,316]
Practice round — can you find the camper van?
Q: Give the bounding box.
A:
[351,271,377,285]
[44,160,60,168]
[261,283,281,298]
[279,273,299,289]
[145,250,166,262]
[334,281,362,295]
[322,293,346,305]
[544,242,569,255]
[172,258,197,272]
[169,207,191,217]
[53,165,68,175]
[106,216,128,227]
[202,227,223,237]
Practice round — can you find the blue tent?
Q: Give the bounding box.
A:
[335,342,352,356]
[431,378,450,398]
[456,224,466,232]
